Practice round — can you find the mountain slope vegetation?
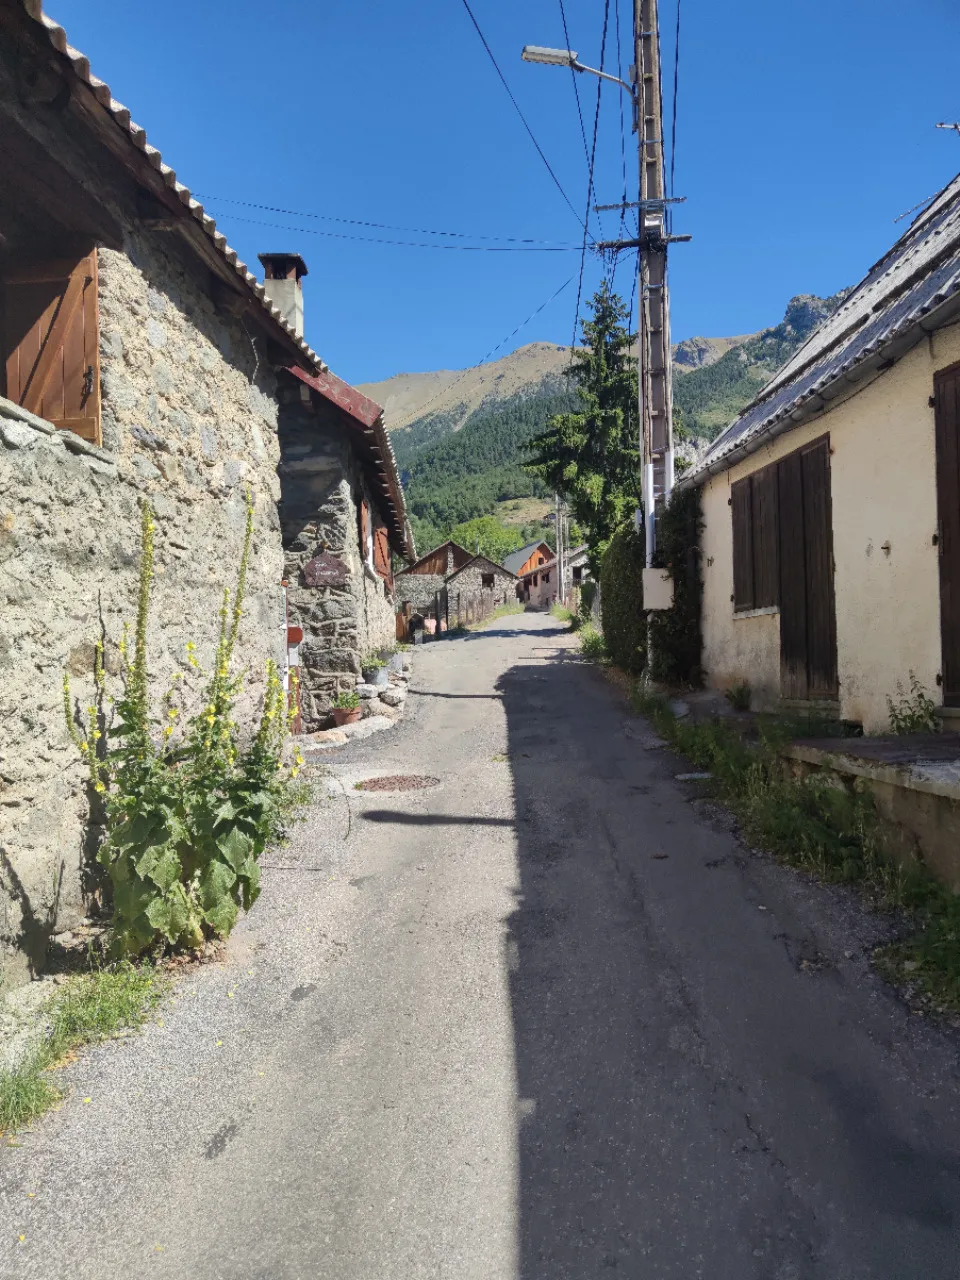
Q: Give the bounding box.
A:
[378,291,845,555]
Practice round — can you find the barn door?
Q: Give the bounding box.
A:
[778,436,838,701]
[2,253,101,442]
[935,365,960,706]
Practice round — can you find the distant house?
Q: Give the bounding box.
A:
[678,171,960,733]
[446,554,517,606]
[394,541,474,611]
[504,539,554,578]
[519,556,558,610]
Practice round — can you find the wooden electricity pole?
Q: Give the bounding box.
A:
[635,0,674,568]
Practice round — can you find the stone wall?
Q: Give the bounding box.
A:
[0,232,285,990]
[279,398,395,730]
[395,571,447,612]
[447,564,516,607]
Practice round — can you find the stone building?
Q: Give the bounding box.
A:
[395,541,474,611]
[446,555,517,608]
[0,2,410,985]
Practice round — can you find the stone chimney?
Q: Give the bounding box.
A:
[258,253,308,338]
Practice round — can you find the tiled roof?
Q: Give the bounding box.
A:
[681,170,960,486]
[18,2,414,557]
[20,0,325,371]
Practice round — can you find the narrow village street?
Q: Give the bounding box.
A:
[1,613,958,1279]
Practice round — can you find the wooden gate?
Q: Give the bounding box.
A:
[778,435,838,702]
[935,363,960,706]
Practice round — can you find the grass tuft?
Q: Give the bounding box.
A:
[578,625,608,664]
[0,961,166,1135]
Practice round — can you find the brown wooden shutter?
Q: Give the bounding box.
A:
[752,463,780,608]
[373,525,391,579]
[731,476,755,610]
[936,364,960,705]
[2,253,100,443]
[359,499,370,557]
[800,438,838,699]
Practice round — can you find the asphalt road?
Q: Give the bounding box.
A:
[3,612,960,1278]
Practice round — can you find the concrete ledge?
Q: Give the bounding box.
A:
[782,741,960,891]
[0,395,117,468]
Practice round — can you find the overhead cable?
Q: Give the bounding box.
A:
[457,0,592,238]
[558,0,591,173]
[571,0,611,348]
[396,274,577,429]
[195,194,575,245]
[669,0,682,215]
[206,211,581,252]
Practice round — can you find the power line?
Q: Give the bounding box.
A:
[669,0,682,216]
[609,0,630,287]
[195,194,575,245]
[457,0,591,237]
[558,0,591,173]
[206,210,582,252]
[571,0,611,348]
[394,274,577,429]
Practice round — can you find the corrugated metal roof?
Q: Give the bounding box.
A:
[684,170,960,484]
[503,540,553,575]
[20,0,325,372]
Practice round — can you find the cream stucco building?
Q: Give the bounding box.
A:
[679,173,960,734]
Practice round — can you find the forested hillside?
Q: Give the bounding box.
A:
[387,291,846,557]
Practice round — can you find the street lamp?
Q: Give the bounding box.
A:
[521,44,637,110]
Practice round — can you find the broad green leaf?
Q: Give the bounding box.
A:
[203,894,238,936]
[199,858,236,911]
[217,827,254,872]
[144,847,181,893]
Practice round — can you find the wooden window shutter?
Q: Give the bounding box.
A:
[2,253,101,443]
[731,476,755,610]
[373,525,391,578]
[752,463,780,608]
[359,499,370,557]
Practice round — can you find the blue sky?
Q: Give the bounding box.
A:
[51,0,960,386]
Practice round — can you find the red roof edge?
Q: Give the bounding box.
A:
[287,365,382,430]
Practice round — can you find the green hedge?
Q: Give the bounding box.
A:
[600,520,647,674]
[650,485,703,686]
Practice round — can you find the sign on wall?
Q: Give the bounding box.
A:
[303,553,350,587]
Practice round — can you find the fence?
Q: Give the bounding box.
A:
[395,587,513,639]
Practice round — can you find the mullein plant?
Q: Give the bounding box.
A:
[64,496,302,957]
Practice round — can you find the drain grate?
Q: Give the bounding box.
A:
[354,775,440,792]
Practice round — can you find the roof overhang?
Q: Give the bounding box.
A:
[678,275,960,493]
[287,366,413,560]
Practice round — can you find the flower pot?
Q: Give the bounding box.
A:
[362,666,388,688]
[332,706,362,726]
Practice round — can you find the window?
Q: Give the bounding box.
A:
[572,565,583,583]
[481,572,495,589]
[731,462,779,611]
[2,252,101,442]
[543,571,551,584]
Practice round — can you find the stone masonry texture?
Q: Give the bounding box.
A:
[0,232,285,991]
[279,397,395,731]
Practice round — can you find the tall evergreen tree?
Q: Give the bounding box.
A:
[525,283,641,567]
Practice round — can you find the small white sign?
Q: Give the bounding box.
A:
[643,568,674,611]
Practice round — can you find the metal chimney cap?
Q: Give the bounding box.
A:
[258,253,309,281]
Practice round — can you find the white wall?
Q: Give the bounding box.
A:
[699,322,960,733]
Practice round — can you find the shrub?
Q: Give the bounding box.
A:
[333,690,360,711]
[578,579,598,627]
[600,520,647,674]
[579,626,608,664]
[649,485,703,686]
[887,673,939,735]
[63,498,300,958]
[725,681,751,711]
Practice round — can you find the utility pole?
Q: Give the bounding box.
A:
[635,0,674,569]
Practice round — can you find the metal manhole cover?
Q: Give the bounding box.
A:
[354,775,440,792]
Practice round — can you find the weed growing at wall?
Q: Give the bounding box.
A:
[633,686,960,1012]
[64,499,300,958]
[887,673,940,735]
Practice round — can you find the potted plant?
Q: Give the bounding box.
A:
[361,653,388,688]
[382,646,404,676]
[331,690,362,726]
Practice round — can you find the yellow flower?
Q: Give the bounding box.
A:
[167,708,178,719]
[92,730,101,740]
[94,783,106,794]
[205,716,215,726]
[164,726,173,739]
[185,642,196,652]
[80,742,88,752]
